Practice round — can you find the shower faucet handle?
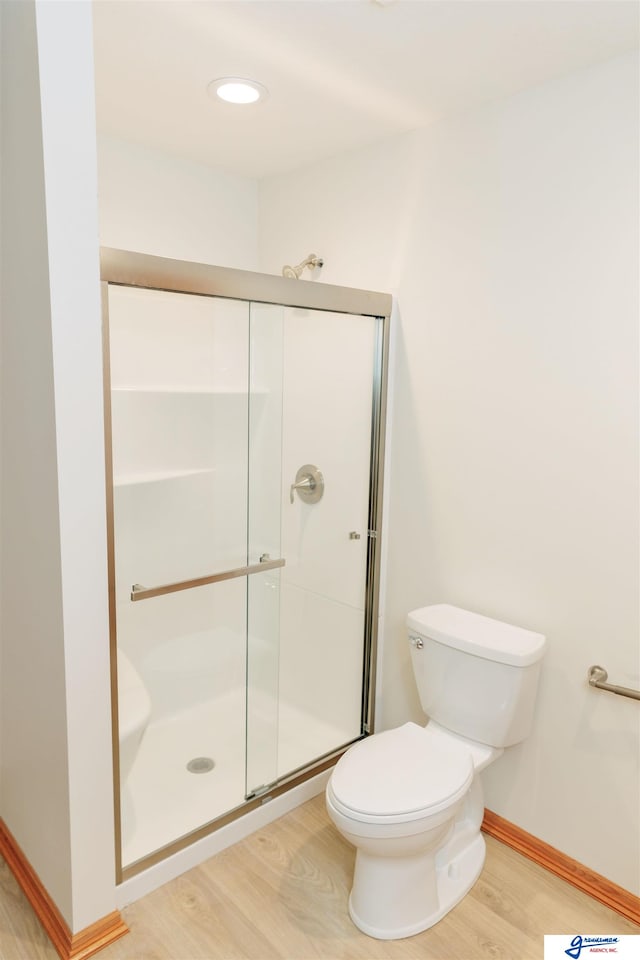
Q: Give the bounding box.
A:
[289,464,324,505]
[290,476,314,503]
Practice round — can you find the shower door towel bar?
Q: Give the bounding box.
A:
[131,558,285,602]
[587,665,640,702]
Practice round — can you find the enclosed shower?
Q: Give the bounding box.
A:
[101,249,391,879]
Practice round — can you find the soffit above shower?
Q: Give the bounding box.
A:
[92,0,638,180]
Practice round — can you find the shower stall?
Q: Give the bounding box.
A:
[101,249,391,879]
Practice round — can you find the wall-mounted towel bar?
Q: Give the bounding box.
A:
[587,665,640,702]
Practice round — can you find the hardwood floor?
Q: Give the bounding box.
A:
[1,795,637,960]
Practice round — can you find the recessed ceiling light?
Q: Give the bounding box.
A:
[207,77,268,105]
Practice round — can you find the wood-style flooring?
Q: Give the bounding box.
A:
[1,795,637,960]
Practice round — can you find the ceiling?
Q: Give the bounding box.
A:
[92,0,639,180]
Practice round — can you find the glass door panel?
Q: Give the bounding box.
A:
[244,304,378,789]
[275,308,377,777]
[107,284,251,868]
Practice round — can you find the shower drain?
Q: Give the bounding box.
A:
[186,757,215,774]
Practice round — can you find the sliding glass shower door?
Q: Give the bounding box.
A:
[103,254,388,877]
[108,285,260,869]
[272,307,376,778]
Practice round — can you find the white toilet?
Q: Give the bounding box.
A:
[326,603,546,940]
[117,647,152,784]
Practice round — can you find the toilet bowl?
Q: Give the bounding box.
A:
[117,647,152,783]
[326,604,545,940]
[326,720,500,939]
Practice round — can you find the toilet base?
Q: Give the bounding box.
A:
[348,832,486,941]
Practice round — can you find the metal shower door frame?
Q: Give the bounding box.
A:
[101,248,392,882]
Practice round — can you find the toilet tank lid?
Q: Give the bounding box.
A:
[407,604,546,667]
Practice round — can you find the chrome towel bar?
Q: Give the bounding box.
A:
[131,557,285,602]
[587,665,640,702]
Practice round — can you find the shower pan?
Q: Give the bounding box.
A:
[101,249,391,880]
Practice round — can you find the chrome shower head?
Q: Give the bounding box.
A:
[282,254,324,279]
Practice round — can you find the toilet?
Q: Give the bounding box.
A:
[117,647,152,784]
[326,603,546,940]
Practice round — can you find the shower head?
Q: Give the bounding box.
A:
[282,254,324,279]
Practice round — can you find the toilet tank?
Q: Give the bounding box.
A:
[407,604,546,748]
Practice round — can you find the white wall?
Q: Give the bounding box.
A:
[98,135,259,270]
[258,52,640,894]
[1,0,116,932]
[1,0,73,922]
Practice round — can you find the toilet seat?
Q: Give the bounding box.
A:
[329,722,473,824]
